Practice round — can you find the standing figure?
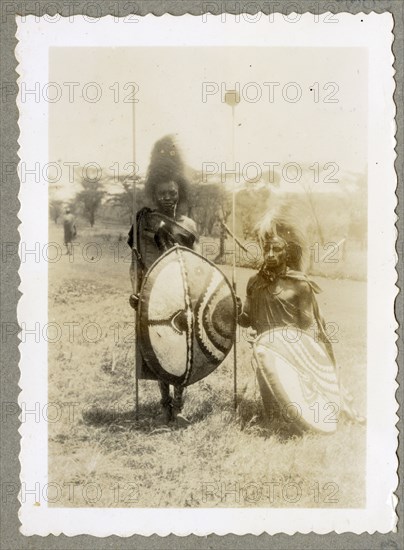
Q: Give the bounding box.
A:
[63,208,76,256]
[128,136,198,426]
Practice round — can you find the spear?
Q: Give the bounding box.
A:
[131,99,140,421]
[224,90,240,410]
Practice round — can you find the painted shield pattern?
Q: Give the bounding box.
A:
[138,246,236,386]
[253,329,341,434]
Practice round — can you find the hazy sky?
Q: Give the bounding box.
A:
[50,47,367,186]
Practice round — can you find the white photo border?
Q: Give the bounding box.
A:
[16,13,398,536]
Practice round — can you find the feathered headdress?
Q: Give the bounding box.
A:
[145,135,189,206]
[254,198,308,271]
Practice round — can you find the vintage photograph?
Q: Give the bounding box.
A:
[46,45,368,508]
[16,14,397,536]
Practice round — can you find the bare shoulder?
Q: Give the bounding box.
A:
[287,278,312,298]
[291,278,313,297]
[286,271,313,295]
[246,274,259,293]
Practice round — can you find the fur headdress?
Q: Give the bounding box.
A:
[254,200,308,271]
[145,135,189,206]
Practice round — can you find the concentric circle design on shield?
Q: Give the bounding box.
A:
[195,274,236,361]
[138,246,236,386]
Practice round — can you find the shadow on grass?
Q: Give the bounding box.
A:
[83,395,304,439]
[237,396,303,441]
[82,403,179,434]
[186,402,216,424]
[82,401,222,434]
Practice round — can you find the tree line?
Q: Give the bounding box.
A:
[49,169,367,254]
[49,172,272,235]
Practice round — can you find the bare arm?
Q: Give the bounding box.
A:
[296,282,315,331]
[238,290,252,328]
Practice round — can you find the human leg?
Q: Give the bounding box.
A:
[157,379,172,423]
[172,385,190,427]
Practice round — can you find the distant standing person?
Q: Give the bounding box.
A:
[63,208,77,255]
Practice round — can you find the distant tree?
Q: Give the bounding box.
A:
[74,178,106,227]
[190,183,227,236]
[300,182,326,245]
[216,188,233,263]
[107,175,147,224]
[236,186,271,238]
[188,182,232,263]
[49,199,64,224]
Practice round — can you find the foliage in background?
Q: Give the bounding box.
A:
[74,177,107,227]
[49,199,64,224]
[236,186,271,239]
[106,175,147,225]
[50,165,367,278]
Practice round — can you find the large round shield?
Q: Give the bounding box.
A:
[254,328,341,434]
[138,246,236,386]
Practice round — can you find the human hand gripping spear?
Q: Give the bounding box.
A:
[224,90,240,411]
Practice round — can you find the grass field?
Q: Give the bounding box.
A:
[48,223,367,508]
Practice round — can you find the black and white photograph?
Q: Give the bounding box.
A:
[16,13,397,536]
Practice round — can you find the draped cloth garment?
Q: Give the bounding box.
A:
[128,208,198,380]
[243,269,321,333]
[242,268,365,423]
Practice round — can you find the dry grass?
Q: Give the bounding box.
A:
[48,224,366,508]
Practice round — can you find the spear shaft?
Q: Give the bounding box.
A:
[231,104,237,411]
[132,100,139,421]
